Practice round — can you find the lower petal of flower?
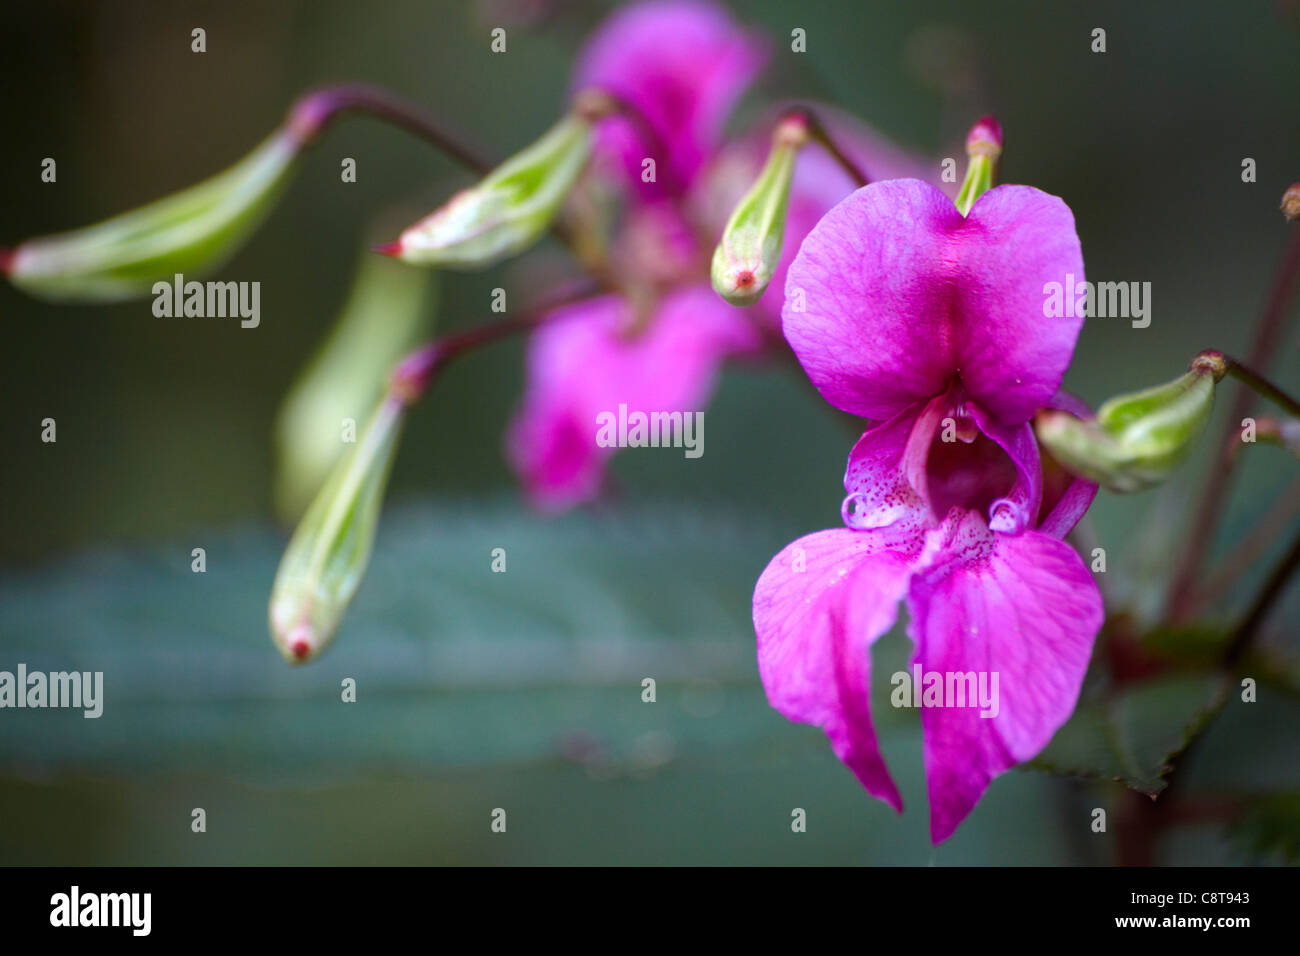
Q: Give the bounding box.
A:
[905,511,1103,843]
[753,527,920,813]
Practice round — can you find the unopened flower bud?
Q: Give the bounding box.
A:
[955,114,1002,216]
[269,395,406,664]
[710,114,810,306]
[965,116,1003,160]
[1282,183,1300,222]
[377,107,597,269]
[5,130,300,302]
[1035,353,1224,493]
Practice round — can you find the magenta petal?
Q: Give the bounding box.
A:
[967,402,1042,535]
[759,108,940,325]
[574,0,766,197]
[507,285,759,511]
[906,512,1103,843]
[783,179,1085,424]
[754,528,916,811]
[958,186,1086,424]
[842,396,945,537]
[783,180,961,419]
[1037,476,1098,539]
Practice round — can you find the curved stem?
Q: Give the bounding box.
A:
[287,83,494,174]
[1222,353,1300,418]
[389,278,603,403]
[784,106,870,188]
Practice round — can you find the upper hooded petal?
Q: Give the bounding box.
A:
[507,284,760,511]
[782,179,1085,425]
[761,106,941,326]
[905,511,1103,843]
[754,527,919,812]
[574,0,767,199]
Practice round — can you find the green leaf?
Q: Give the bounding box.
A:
[0,501,787,782]
[1030,672,1229,795]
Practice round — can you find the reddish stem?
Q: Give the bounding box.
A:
[389,279,603,404]
[783,105,871,188]
[286,84,494,174]
[1165,226,1300,621]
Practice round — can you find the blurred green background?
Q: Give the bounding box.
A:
[1,0,1298,864]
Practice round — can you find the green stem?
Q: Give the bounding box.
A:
[954,157,994,216]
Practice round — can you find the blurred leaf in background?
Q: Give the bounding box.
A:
[2,501,1297,863]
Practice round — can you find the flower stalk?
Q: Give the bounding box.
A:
[285,83,493,172]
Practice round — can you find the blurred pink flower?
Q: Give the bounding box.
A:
[508,1,936,509]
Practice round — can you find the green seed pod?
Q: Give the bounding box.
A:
[1036,354,1225,493]
[710,115,809,306]
[5,130,300,302]
[379,108,597,269]
[269,396,406,664]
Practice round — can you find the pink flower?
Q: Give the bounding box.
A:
[572,0,767,200]
[506,286,759,511]
[508,1,936,510]
[754,178,1104,842]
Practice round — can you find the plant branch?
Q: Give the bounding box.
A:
[1219,352,1300,417]
[388,278,603,404]
[1195,476,1300,613]
[287,83,494,174]
[784,106,871,188]
[1164,226,1300,621]
[1223,523,1300,667]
